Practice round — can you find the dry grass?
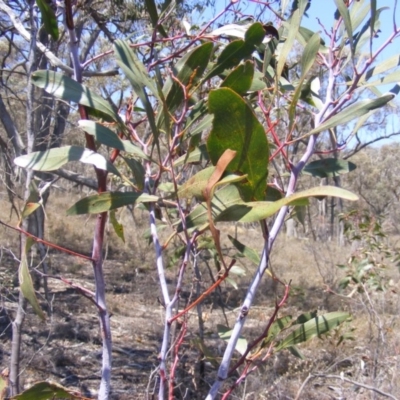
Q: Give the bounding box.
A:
[0,191,399,399]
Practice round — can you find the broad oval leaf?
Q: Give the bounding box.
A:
[221,60,255,95]
[208,87,268,201]
[78,120,148,159]
[162,42,214,113]
[216,186,358,223]
[303,158,357,178]
[67,192,158,215]
[205,23,266,81]
[31,71,120,122]
[276,311,350,350]
[14,146,120,176]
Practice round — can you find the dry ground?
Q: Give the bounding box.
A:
[0,189,399,399]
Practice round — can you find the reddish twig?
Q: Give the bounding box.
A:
[168,321,188,400]
[169,260,236,324]
[0,220,94,261]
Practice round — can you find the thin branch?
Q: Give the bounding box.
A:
[0,0,118,77]
[295,374,398,400]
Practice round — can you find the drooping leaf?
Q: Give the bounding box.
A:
[304,94,395,138]
[66,192,158,215]
[217,324,248,355]
[11,381,87,399]
[114,40,158,137]
[19,240,46,321]
[334,0,354,54]
[276,312,350,350]
[109,210,125,243]
[122,156,145,190]
[205,23,266,81]
[228,235,260,265]
[221,61,255,95]
[31,71,119,122]
[277,1,307,80]
[144,0,168,38]
[370,0,377,54]
[78,120,148,159]
[36,0,59,40]
[14,146,120,176]
[216,186,358,223]
[207,87,269,201]
[288,33,320,124]
[300,33,321,78]
[303,158,357,178]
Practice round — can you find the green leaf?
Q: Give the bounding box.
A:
[205,23,266,81]
[11,381,82,399]
[305,94,395,137]
[297,26,326,48]
[294,310,318,324]
[289,33,320,125]
[36,0,59,41]
[228,235,260,265]
[334,0,354,54]
[110,210,125,243]
[303,158,357,178]
[277,1,307,80]
[144,0,168,38]
[361,70,400,88]
[217,324,248,355]
[31,71,119,122]
[178,166,247,200]
[19,240,46,321]
[161,42,214,118]
[363,54,400,83]
[67,192,158,215]
[178,167,214,200]
[14,146,120,176]
[276,312,350,350]
[300,33,321,78]
[216,186,358,223]
[174,144,209,167]
[221,61,255,95]
[179,185,243,232]
[122,156,145,190]
[114,40,158,137]
[207,88,269,201]
[370,0,377,54]
[78,120,148,159]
